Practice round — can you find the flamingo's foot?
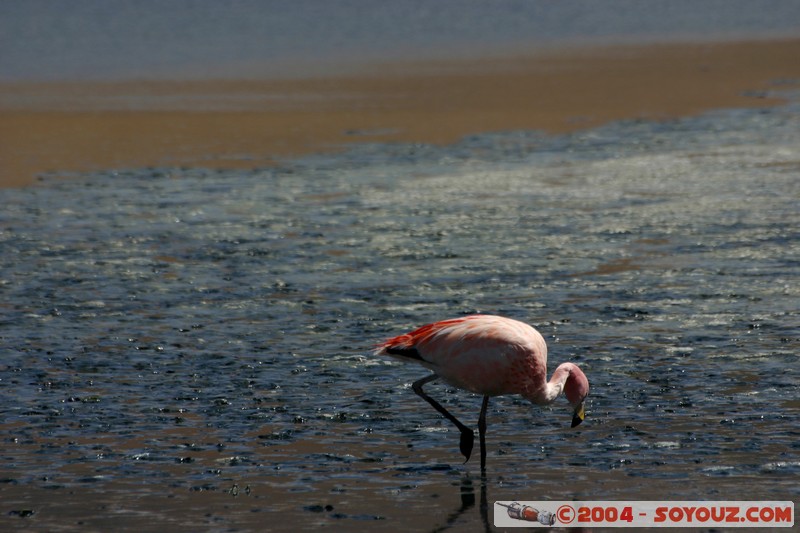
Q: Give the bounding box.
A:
[459,429,475,463]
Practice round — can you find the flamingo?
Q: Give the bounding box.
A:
[375,314,589,472]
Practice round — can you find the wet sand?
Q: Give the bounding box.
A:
[2,38,800,188]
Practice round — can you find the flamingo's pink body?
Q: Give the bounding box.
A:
[375,314,589,471]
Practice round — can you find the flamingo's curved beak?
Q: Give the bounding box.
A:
[571,401,585,428]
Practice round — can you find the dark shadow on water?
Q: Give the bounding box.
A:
[430,473,491,533]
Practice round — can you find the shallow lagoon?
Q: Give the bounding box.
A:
[1,101,798,531]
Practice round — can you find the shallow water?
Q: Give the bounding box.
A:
[3,0,800,81]
[1,100,799,531]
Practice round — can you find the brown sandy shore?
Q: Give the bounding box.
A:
[2,38,800,188]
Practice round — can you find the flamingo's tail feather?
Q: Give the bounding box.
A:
[375,317,469,360]
[374,333,424,360]
[383,345,423,360]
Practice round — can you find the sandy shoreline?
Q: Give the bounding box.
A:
[2,38,800,188]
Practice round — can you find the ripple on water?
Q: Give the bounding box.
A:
[1,103,799,529]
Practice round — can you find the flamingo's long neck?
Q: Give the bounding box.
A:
[527,363,572,406]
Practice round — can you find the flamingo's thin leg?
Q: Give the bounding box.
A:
[478,395,489,475]
[412,374,475,462]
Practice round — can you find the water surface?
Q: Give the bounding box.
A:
[1,100,799,530]
[3,0,800,80]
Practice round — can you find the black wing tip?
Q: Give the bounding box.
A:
[384,346,423,361]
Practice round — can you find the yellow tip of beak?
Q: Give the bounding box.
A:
[571,402,585,428]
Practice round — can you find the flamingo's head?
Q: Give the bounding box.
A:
[564,363,589,427]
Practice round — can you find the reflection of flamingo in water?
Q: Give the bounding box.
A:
[375,315,590,472]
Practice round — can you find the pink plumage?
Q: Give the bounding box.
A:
[375,314,589,471]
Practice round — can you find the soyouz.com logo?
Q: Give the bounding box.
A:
[494,501,794,528]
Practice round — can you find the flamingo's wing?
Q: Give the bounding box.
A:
[374,316,475,362]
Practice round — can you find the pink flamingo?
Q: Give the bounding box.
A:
[375,315,589,472]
